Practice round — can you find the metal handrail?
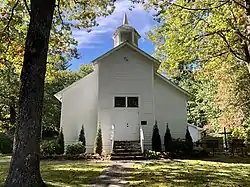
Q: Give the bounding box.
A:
[140,126,144,153]
[111,124,115,152]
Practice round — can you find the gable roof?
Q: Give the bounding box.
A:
[187,123,204,131]
[55,42,190,101]
[92,41,160,69]
[54,71,94,102]
[155,73,190,97]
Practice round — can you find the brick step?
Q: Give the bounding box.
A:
[110,155,144,160]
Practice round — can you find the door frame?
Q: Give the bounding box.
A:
[113,109,139,141]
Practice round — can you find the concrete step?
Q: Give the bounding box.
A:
[113,148,141,153]
[111,152,143,156]
[113,145,141,149]
[110,155,144,160]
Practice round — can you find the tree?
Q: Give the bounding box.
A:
[4,1,56,186]
[56,128,64,154]
[185,127,193,152]
[95,122,102,156]
[164,124,172,152]
[3,0,115,186]
[78,124,86,147]
[146,0,250,138]
[152,120,162,152]
[146,0,250,75]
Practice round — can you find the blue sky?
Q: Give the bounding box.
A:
[69,0,157,71]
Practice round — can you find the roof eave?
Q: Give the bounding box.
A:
[155,73,191,97]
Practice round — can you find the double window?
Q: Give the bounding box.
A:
[114,96,139,108]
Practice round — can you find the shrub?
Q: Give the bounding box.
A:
[40,140,57,156]
[164,124,172,152]
[152,121,162,152]
[78,124,86,147]
[66,142,85,155]
[0,133,13,154]
[95,123,103,155]
[185,127,193,152]
[145,150,161,159]
[56,128,64,154]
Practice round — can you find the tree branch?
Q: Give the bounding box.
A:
[231,0,248,10]
[167,1,230,11]
[56,0,64,25]
[2,0,20,33]
[217,32,246,61]
[23,0,31,16]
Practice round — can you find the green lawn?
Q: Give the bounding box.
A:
[0,154,11,162]
[0,161,108,187]
[129,159,250,187]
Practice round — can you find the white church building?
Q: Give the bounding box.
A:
[55,14,192,153]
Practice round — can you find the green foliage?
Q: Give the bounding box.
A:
[185,127,193,152]
[171,139,187,153]
[152,121,162,152]
[145,150,161,159]
[56,128,64,154]
[95,123,103,155]
[164,124,172,152]
[40,140,58,156]
[0,133,12,154]
[66,142,85,155]
[0,0,108,135]
[78,125,86,147]
[146,0,250,138]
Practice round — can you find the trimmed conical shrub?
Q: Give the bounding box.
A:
[164,124,172,152]
[95,122,103,155]
[78,124,86,147]
[152,120,162,152]
[56,128,64,154]
[185,127,193,152]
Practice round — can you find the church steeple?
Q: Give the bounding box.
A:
[123,13,128,25]
[112,13,141,48]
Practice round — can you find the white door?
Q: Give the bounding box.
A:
[113,109,139,141]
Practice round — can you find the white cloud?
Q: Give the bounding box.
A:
[72,0,157,49]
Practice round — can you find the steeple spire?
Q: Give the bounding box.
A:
[113,13,141,47]
[123,13,128,25]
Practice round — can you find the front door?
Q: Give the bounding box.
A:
[113,109,139,141]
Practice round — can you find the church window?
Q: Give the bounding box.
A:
[114,97,126,107]
[127,97,139,108]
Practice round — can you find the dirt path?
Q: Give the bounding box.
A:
[88,161,134,187]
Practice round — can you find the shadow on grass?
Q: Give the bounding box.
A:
[200,155,250,164]
[0,161,108,187]
[127,160,250,187]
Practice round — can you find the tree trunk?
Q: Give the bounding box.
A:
[245,0,250,75]
[4,0,55,186]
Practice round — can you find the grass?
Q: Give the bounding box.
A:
[129,159,250,187]
[0,154,11,162]
[0,161,108,187]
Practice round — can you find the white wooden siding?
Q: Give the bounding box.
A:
[97,45,154,152]
[60,69,98,153]
[151,74,188,149]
